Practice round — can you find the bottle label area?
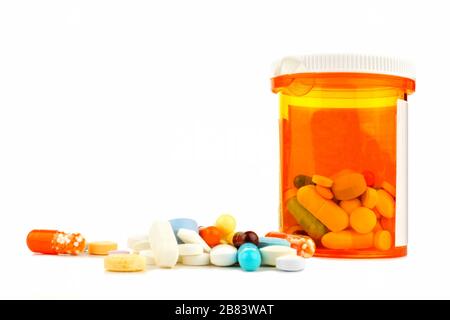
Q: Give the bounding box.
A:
[395,99,408,247]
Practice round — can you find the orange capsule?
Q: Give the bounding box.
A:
[26,229,86,255]
[265,231,316,258]
[287,234,316,258]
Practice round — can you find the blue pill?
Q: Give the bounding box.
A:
[237,243,261,272]
[258,237,291,248]
[237,242,257,253]
[169,218,198,243]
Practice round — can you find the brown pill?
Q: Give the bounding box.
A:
[232,232,246,248]
[244,231,259,246]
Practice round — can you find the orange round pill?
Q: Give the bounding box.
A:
[350,207,377,234]
[339,199,361,215]
[332,172,367,201]
[199,226,222,247]
[315,185,334,200]
[312,175,333,188]
[89,241,118,255]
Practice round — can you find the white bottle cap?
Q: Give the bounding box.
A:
[273,54,415,80]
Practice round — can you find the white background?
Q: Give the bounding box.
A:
[0,0,448,299]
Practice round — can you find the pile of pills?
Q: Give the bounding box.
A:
[26,214,316,273]
[288,170,396,251]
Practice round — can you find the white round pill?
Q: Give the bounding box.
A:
[178,243,203,256]
[210,244,237,267]
[139,249,156,265]
[181,253,210,266]
[276,255,305,272]
[132,240,151,252]
[127,234,149,249]
[260,245,297,266]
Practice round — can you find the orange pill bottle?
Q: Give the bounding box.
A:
[271,54,415,258]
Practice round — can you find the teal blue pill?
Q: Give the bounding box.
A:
[237,243,261,272]
[237,242,256,254]
[258,237,290,248]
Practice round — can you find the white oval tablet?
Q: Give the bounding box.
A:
[127,234,149,249]
[260,245,296,266]
[181,253,210,266]
[210,244,237,267]
[149,220,179,268]
[178,243,203,256]
[177,228,211,252]
[139,249,156,265]
[132,240,151,252]
[276,255,306,272]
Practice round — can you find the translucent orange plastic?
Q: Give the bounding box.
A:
[272,72,415,258]
[27,229,86,255]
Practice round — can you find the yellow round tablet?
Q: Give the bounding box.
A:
[104,254,146,272]
[215,214,236,235]
[88,241,118,255]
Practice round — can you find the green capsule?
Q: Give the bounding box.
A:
[286,197,328,241]
[293,175,313,189]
